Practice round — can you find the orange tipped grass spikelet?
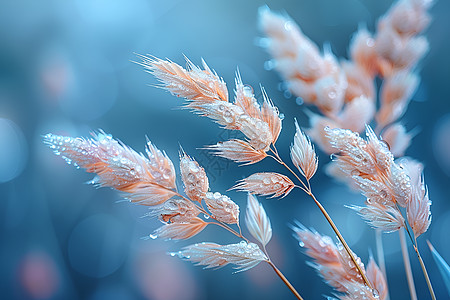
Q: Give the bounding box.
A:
[43,132,177,205]
[179,150,209,202]
[291,119,318,181]
[260,0,433,159]
[292,224,387,299]
[173,241,268,273]
[206,139,267,165]
[152,217,208,240]
[232,172,295,198]
[326,126,435,299]
[138,55,282,154]
[204,192,240,225]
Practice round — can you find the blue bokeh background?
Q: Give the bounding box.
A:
[1,0,450,299]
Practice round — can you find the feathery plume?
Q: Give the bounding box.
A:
[245,194,272,246]
[180,151,209,202]
[139,55,228,102]
[232,172,295,198]
[348,203,404,232]
[43,132,177,205]
[325,126,411,209]
[399,158,432,238]
[152,217,208,240]
[258,7,346,116]
[292,224,364,292]
[174,241,268,272]
[291,119,318,181]
[261,87,282,144]
[204,192,240,224]
[366,256,388,300]
[293,224,387,299]
[375,0,432,74]
[234,71,261,119]
[206,139,267,165]
[141,55,281,154]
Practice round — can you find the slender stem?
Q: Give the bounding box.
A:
[402,225,436,300]
[267,260,304,300]
[308,192,373,290]
[399,229,417,300]
[413,244,436,300]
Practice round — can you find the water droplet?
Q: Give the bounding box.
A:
[279,113,285,120]
[295,97,304,106]
[169,252,176,257]
[299,241,305,247]
[264,59,276,71]
[203,214,210,219]
[277,82,287,91]
[283,90,292,99]
[284,21,293,31]
[351,169,360,176]
[254,37,271,48]
[371,288,379,298]
[330,153,338,161]
[149,234,157,240]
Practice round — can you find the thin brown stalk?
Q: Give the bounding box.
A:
[413,244,436,300]
[268,149,373,290]
[267,260,304,300]
[402,224,436,300]
[399,229,417,300]
[375,229,389,300]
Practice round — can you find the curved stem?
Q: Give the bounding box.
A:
[266,260,304,300]
[399,229,417,300]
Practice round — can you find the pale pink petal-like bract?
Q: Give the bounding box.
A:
[245,194,272,246]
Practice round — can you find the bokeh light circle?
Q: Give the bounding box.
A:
[0,118,27,183]
[68,214,128,278]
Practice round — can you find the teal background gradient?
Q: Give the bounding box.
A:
[1,0,449,299]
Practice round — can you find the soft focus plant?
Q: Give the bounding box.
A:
[43,0,441,299]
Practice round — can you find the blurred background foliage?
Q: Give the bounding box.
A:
[0,0,449,299]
